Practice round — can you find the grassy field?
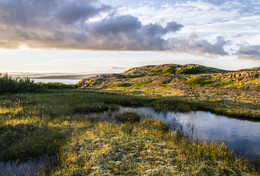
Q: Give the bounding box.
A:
[79,64,260,119]
[0,88,259,175]
[0,72,259,175]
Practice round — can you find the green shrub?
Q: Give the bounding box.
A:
[73,103,110,114]
[0,74,41,94]
[185,76,210,85]
[162,66,176,74]
[176,65,199,75]
[83,81,96,87]
[142,119,169,132]
[131,81,150,87]
[36,82,77,89]
[110,82,132,87]
[115,112,141,123]
[0,74,77,94]
[0,124,66,160]
[174,103,191,112]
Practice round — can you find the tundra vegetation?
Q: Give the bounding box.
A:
[79,64,260,119]
[0,64,259,175]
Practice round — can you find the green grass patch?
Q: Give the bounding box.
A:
[115,112,141,123]
[51,120,257,175]
[131,81,151,87]
[0,89,258,175]
[109,82,132,87]
[73,103,117,114]
[185,76,212,85]
[0,121,70,160]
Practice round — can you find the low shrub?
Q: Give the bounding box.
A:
[0,124,67,160]
[73,103,110,114]
[142,119,169,132]
[36,82,77,89]
[115,112,141,123]
[83,81,96,87]
[131,81,150,87]
[174,103,192,113]
[185,76,210,85]
[110,82,132,87]
[175,65,200,75]
[0,74,77,94]
[0,74,41,94]
[162,66,176,74]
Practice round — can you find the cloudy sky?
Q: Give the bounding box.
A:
[0,0,259,73]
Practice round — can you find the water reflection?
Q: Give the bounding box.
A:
[0,154,52,176]
[119,107,260,160]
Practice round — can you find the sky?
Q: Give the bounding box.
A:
[0,0,259,73]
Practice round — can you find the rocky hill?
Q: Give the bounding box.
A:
[123,64,227,77]
[78,64,260,118]
[78,64,259,90]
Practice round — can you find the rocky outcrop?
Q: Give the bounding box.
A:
[78,74,126,86]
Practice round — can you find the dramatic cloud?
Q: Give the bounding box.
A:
[0,0,187,51]
[56,1,110,24]
[168,34,229,56]
[237,44,260,61]
[82,17,184,50]
[0,0,237,57]
[92,15,142,35]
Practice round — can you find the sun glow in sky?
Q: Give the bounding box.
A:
[0,0,259,73]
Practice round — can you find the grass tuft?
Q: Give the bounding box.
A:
[115,112,141,123]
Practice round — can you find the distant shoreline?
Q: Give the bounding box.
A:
[31,74,97,80]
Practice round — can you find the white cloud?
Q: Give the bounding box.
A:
[117,0,260,60]
[0,0,259,61]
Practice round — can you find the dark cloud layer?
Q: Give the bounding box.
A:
[0,0,230,57]
[57,1,110,24]
[237,44,260,61]
[93,15,142,35]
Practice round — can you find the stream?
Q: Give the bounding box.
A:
[1,107,259,175]
[117,107,260,160]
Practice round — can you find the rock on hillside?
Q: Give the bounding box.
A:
[78,74,126,87]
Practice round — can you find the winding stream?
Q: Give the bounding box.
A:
[1,107,259,175]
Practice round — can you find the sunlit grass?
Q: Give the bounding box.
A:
[52,120,257,175]
[0,89,259,175]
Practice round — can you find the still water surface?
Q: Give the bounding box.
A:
[0,154,53,176]
[33,79,79,84]
[119,107,260,160]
